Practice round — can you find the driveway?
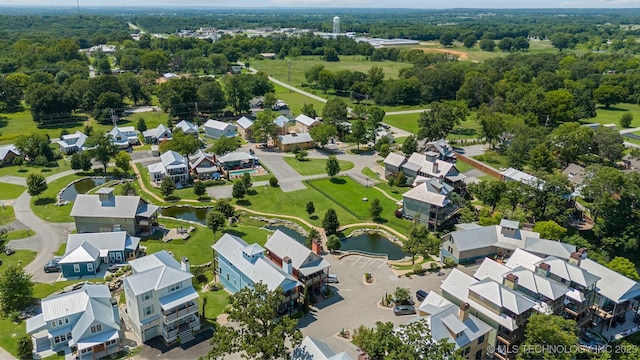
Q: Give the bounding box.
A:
[256,153,307,192]
[132,328,214,360]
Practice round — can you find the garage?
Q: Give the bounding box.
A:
[144,325,158,341]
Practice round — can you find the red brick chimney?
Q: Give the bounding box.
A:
[312,239,322,255]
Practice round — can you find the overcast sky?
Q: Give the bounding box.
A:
[0,0,639,8]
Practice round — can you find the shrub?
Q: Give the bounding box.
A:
[444,257,457,268]
[621,113,633,128]
[430,262,441,272]
[412,263,425,274]
[269,176,279,187]
[33,155,48,167]
[17,335,33,359]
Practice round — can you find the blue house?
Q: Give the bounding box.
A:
[26,284,122,360]
[59,232,140,278]
[203,119,237,139]
[212,233,301,310]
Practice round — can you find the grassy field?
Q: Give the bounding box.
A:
[252,55,412,87]
[454,161,475,173]
[586,103,640,128]
[5,229,33,241]
[0,159,73,178]
[30,172,87,222]
[383,112,482,141]
[283,157,354,176]
[472,150,510,170]
[0,250,36,275]
[0,206,15,226]
[0,183,25,200]
[384,113,420,134]
[272,84,325,116]
[414,39,560,63]
[199,288,230,326]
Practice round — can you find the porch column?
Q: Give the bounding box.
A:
[608,303,618,331]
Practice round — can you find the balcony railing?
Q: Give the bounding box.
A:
[162,302,198,323]
[162,327,178,341]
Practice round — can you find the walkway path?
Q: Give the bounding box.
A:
[337,223,408,240]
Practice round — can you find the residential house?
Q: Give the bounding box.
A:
[147,150,190,186]
[217,151,257,171]
[203,119,236,139]
[413,292,492,360]
[0,144,20,165]
[265,230,330,292]
[383,153,407,179]
[142,124,172,144]
[108,126,139,149]
[295,114,319,133]
[71,187,159,235]
[123,251,200,343]
[189,149,222,180]
[236,116,254,140]
[292,336,354,360]
[275,133,315,152]
[562,163,586,187]
[501,168,541,187]
[401,178,460,229]
[174,120,199,136]
[374,130,394,144]
[441,268,537,360]
[58,232,141,278]
[419,139,457,163]
[57,131,89,154]
[212,233,302,311]
[383,151,467,189]
[273,115,294,135]
[26,284,122,360]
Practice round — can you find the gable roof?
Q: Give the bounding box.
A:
[402,182,447,207]
[236,116,254,130]
[423,139,455,158]
[218,151,256,163]
[447,222,541,253]
[501,168,541,187]
[406,152,455,178]
[384,152,407,168]
[505,248,544,271]
[189,149,217,168]
[143,124,172,139]
[265,230,330,277]
[278,133,313,145]
[124,251,193,295]
[292,336,354,360]
[273,115,290,127]
[71,194,148,219]
[204,119,235,131]
[175,120,198,134]
[38,284,113,323]
[60,232,140,265]
[580,258,640,304]
[0,144,20,160]
[524,237,576,260]
[468,278,537,315]
[59,241,101,264]
[562,163,586,185]
[160,150,188,169]
[58,131,88,149]
[535,256,600,288]
[295,114,318,127]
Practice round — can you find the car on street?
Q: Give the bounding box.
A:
[43,257,62,273]
[416,290,428,302]
[393,305,416,316]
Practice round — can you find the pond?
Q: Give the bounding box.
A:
[265,225,307,244]
[60,177,108,202]
[161,206,209,225]
[341,233,407,261]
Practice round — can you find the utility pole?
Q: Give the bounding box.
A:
[110,108,118,127]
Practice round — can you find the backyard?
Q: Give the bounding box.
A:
[283,157,354,176]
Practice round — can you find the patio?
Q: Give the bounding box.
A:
[599,310,640,341]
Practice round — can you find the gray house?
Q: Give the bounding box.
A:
[143,124,172,144]
[402,178,460,229]
[384,151,466,189]
[59,232,141,278]
[71,188,159,235]
[203,119,237,139]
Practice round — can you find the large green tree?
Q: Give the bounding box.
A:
[253,109,277,145]
[224,75,252,115]
[351,120,369,150]
[517,314,578,360]
[207,210,226,240]
[325,156,341,177]
[417,100,469,141]
[208,282,302,360]
[0,265,33,314]
[323,208,340,234]
[310,123,338,148]
[209,136,240,155]
[606,257,640,280]
[86,132,118,172]
[26,173,47,198]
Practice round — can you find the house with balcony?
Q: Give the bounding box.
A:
[26,284,122,360]
[57,131,89,154]
[147,150,190,187]
[441,268,537,360]
[71,187,159,235]
[265,230,330,292]
[295,114,319,133]
[236,116,254,140]
[383,151,467,189]
[123,251,200,344]
[189,149,222,180]
[412,292,492,360]
[109,126,139,149]
[0,144,20,165]
[419,139,457,163]
[217,151,257,171]
[142,124,172,144]
[203,119,236,139]
[174,120,199,136]
[401,178,460,230]
[58,232,141,278]
[212,233,302,312]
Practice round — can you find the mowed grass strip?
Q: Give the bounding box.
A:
[0,206,16,226]
[30,172,86,222]
[0,183,25,200]
[283,157,354,176]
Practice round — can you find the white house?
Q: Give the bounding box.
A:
[123,251,200,343]
[147,150,189,186]
[295,114,319,133]
[203,119,237,139]
[143,124,172,144]
[174,120,199,136]
[57,131,89,154]
[108,126,139,149]
[26,284,122,360]
[292,336,354,360]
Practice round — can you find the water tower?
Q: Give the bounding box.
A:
[333,16,340,34]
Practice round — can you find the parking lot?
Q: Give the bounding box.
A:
[298,254,476,358]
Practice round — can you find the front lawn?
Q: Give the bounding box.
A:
[361,167,380,180]
[0,206,15,226]
[0,159,72,178]
[199,288,230,325]
[5,229,34,241]
[30,172,87,222]
[283,157,354,176]
[0,183,25,200]
[0,250,37,275]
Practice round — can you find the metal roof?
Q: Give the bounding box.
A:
[292,336,354,360]
[535,256,600,288]
[160,150,187,168]
[143,124,172,139]
[204,119,235,131]
[273,115,290,127]
[59,241,101,264]
[524,237,575,260]
[383,152,407,168]
[158,286,199,310]
[295,114,318,127]
[175,120,198,134]
[499,219,520,229]
[505,248,544,271]
[0,144,19,160]
[580,258,640,304]
[218,151,256,163]
[265,230,330,276]
[125,251,193,295]
[236,116,254,130]
[71,194,146,219]
[60,233,140,265]
[278,132,313,145]
[38,284,112,323]
[468,278,536,315]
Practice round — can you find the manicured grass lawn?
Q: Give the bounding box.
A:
[272,84,325,116]
[5,229,34,241]
[361,167,379,180]
[0,183,24,200]
[383,112,481,141]
[33,281,82,299]
[199,288,230,324]
[472,150,510,171]
[283,157,354,176]
[383,113,419,134]
[0,250,37,275]
[30,172,87,222]
[55,243,66,256]
[0,206,15,226]
[135,163,218,203]
[0,159,73,178]
[588,103,640,128]
[374,183,405,201]
[252,55,412,88]
[454,161,475,173]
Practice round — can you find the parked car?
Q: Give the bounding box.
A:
[416,290,429,302]
[43,258,62,273]
[394,305,416,316]
[325,274,339,283]
[2,246,14,256]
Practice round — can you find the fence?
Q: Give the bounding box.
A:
[456,153,504,180]
[347,173,378,187]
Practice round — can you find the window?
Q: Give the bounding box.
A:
[87,263,94,272]
[144,305,154,316]
[169,283,181,292]
[67,333,72,340]
[226,274,229,281]
[81,348,90,354]
[475,349,483,359]
[50,321,56,328]
[107,339,117,346]
[57,319,64,326]
[73,264,80,273]
[90,324,102,334]
[463,347,470,356]
[477,335,485,345]
[143,291,152,301]
[64,317,69,324]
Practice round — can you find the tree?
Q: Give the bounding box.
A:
[26,173,47,198]
[241,172,253,189]
[351,120,368,150]
[322,97,348,126]
[224,75,252,115]
[213,198,235,219]
[197,81,227,114]
[305,228,320,248]
[114,151,131,173]
[479,39,496,51]
[207,210,226,240]
[253,110,276,145]
[295,149,308,161]
[0,265,33,314]
[309,123,338,147]
[17,335,33,359]
[439,32,454,47]
[549,122,593,165]
[594,85,626,109]
[207,282,302,360]
[15,133,54,162]
[326,234,341,252]
[209,136,240,155]
[518,314,578,360]
[136,118,147,132]
[86,132,118,172]
[301,103,317,119]
[550,33,573,51]
[470,180,505,212]
[463,35,476,49]
[322,47,339,62]
[498,37,515,52]
[160,128,201,157]
[160,177,175,198]
[393,287,412,305]
[606,257,640,280]
[306,201,315,216]
[193,181,207,198]
[395,171,407,187]
[402,224,430,264]
[367,66,385,89]
[593,127,624,163]
[532,220,567,240]
[478,111,506,149]
[401,135,418,156]
[417,100,469,141]
[529,143,556,173]
[305,64,325,85]
[369,198,383,220]
[232,180,246,200]
[317,70,336,93]
[621,113,633,128]
[323,208,340,234]
[325,156,341,177]
[269,176,279,187]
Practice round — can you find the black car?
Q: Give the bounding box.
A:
[416,290,429,302]
[43,258,62,273]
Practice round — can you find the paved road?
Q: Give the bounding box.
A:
[0,175,26,186]
[267,76,328,104]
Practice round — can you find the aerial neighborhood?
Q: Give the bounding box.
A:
[2,5,640,360]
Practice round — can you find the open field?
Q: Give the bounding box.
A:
[283,157,354,176]
[272,83,325,116]
[0,183,24,200]
[0,206,15,226]
[586,103,640,128]
[415,39,560,62]
[384,112,482,140]
[30,172,86,222]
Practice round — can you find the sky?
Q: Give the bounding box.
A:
[0,0,640,8]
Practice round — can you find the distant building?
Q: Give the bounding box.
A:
[174,120,199,137]
[57,131,89,154]
[108,126,139,149]
[332,16,340,34]
[0,144,20,165]
[143,124,172,144]
[203,119,237,139]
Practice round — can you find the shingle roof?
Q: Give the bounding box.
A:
[562,163,586,185]
[71,194,146,219]
[383,152,407,168]
[175,120,198,134]
[143,124,172,139]
[265,230,330,277]
[580,258,640,304]
[278,133,313,145]
[0,144,19,160]
[236,116,254,130]
[204,119,235,131]
[295,114,318,127]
